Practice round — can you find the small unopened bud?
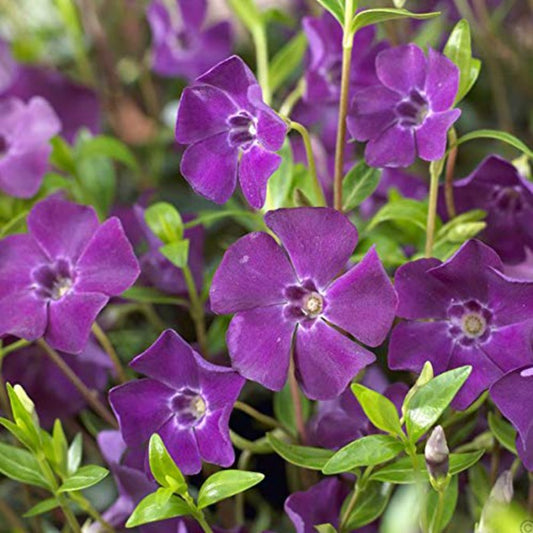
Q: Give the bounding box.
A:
[425,426,449,485]
[13,384,39,426]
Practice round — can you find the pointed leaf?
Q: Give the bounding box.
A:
[160,240,190,268]
[145,202,184,244]
[315,0,344,24]
[57,465,109,493]
[425,476,458,532]
[351,8,440,35]
[23,498,60,518]
[126,492,191,528]
[455,129,533,159]
[269,32,307,93]
[197,470,264,509]
[0,442,50,489]
[342,482,392,530]
[148,434,187,494]
[488,412,517,455]
[267,433,333,470]
[67,433,83,476]
[342,161,381,211]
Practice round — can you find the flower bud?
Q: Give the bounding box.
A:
[13,384,39,427]
[477,470,514,532]
[425,426,449,484]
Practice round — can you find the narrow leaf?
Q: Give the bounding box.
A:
[148,434,187,494]
[269,33,307,93]
[488,412,517,455]
[57,465,109,493]
[351,8,440,34]
[268,433,334,470]
[126,493,191,528]
[0,442,50,489]
[23,498,60,518]
[197,470,264,509]
[455,129,533,159]
[315,0,344,24]
[342,161,381,211]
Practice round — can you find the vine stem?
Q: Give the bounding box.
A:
[37,339,118,429]
[429,489,446,533]
[425,159,444,258]
[182,266,208,356]
[91,323,127,383]
[288,356,307,444]
[444,128,458,219]
[333,0,355,211]
[252,24,271,105]
[289,121,326,206]
[279,79,305,117]
[406,441,429,532]
[234,401,283,430]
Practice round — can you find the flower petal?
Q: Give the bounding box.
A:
[75,218,140,295]
[425,48,459,112]
[265,207,357,289]
[255,104,287,152]
[365,124,416,168]
[376,44,426,93]
[158,417,202,475]
[294,321,375,400]
[325,247,397,346]
[0,291,47,341]
[195,409,234,467]
[415,109,461,161]
[0,146,50,198]
[180,132,238,204]
[210,232,296,313]
[239,145,281,209]
[45,291,108,354]
[227,305,294,391]
[28,197,99,262]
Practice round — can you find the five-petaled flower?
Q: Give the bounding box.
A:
[388,239,533,409]
[347,44,461,168]
[490,366,533,471]
[109,329,245,475]
[175,55,287,209]
[210,207,397,400]
[0,97,61,198]
[0,197,140,353]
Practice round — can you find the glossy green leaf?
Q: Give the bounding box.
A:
[197,470,264,509]
[76,156,117,217]
[145,202,184,244]
[52,419,68,475]
[76,135,139,170]
[455,129,533,159]
[443,19,481,103]
[350,8,440,35]
[0,442,50,489]
[366,197,431,233]
[160,240,190,268]
[342,161,381,211]
[488,412,517,455]
[351,384,403,437]
[323,434,404,474]
[23,498,60,518]
[315,524,337,533]
[50,136,76,175]
[315,0,344,24]
[57,465,109,493]
[273,381,311,437]
[120,286,188,306]
[267,433,334,470]
[126,492,191,528]
[148,434,187,494]
[269,32,307,93]
[425,476,458,532]
[6,384,41,450]
[342,481,392,530]
[67,433,83,476]
[405,366,472,442]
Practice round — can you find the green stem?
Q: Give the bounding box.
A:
[406,441,429,533]
[37,339,118,429]
[91,323,127,383]
[2,339,31,357]
[69,493,115,532]
[235,449,252,524]
[430,489,446,533]
[279,79,305,117]
[333,1,355,211]
[252,24,270,105]
[183,210,260,229]
[288,356,307,444]
[289,121,326,206]
[444,128,458,219]
[425,160,444,258]
[339,466,373,532]
[234,401,284,430]
[182,266,208,356]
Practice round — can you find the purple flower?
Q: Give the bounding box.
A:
[210,207,397,400]
[175,55,287,209]
[347,44,461,167]
[2,337,111,428]
[388,239,533,409]
[0,197,140,353]
[0,97,60,198]
[441,155,533,264]
[109,329,244,475]
[285,477,378,533]
[147,0,232,81]
[303,13,386,103]
[491,366,533,471]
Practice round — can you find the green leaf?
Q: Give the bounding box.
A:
[366,197,431,233]
[351,8,440,35]
[197,470,264,509]
[273,381,311,437]
[120,286,188,306]
[267,433,334,470]
[227,0,262,32]
[0,442,50,489]
[76,135,139,170]
[67,433,83,476]
[126,492,191,528]
[57,465,109,493]
[405,366,472,442]
[52,419,68,475]
[351,384,403,437]
[443,19,481,103]
[488,412,517,455]
[455,129,533,159]
[342,161,381,211]
[0,417,36,450]
[76,156,117,217]
[160,240,190,269]
[145,202,184,244]
[323,435,404,474]
[369,451,484,484]
[265,140,294,210]
[315,0,344,24]
[425,476,458,532]
[50,136,76,175]
[269,32,307,93]
[148,434,187,494]
[342,482,392,530]
[23,498,60,518]
[6,384,41,450]
[315,525,337,533]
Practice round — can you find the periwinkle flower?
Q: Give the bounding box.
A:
[109,329,245,475]
[147,0,232,81]
[303,12,387,103]
[0,197,140,353]
[2,338,111,428]
[491,366,533,470]
[388,239,533,409]
[347,44,461,168]
[0,97,60,198]
[175,55,287,209]
[441,155,533,264]
[210,207,397,400]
